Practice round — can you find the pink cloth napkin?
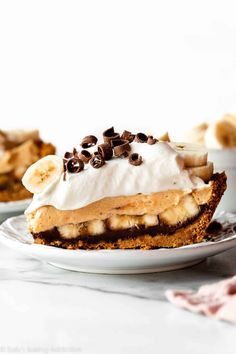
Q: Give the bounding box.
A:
[165,275,236,324]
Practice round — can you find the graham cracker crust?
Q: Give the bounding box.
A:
[33,172,227,250]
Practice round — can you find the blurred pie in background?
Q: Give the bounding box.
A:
[0,130,55,202]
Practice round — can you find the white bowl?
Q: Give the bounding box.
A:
[208,148,236,213]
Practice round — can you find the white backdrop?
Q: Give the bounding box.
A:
[1,0,236,152]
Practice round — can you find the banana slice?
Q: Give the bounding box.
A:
[22,155,63,194]
[107,215,138,230]
[169,142,208,167]
[158,132,170,142]
[159,194,200,226]
[187,162,213,182]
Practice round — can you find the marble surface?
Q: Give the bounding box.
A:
[0,243,235,354]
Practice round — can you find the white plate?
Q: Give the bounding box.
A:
[0,199,31,213]
[0,212,236,274]
[0,199,31,223]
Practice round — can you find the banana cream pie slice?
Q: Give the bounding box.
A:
[22,128,226,250]
[0,129,55,202]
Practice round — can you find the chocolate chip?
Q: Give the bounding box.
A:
[98,143,113,160]
[78,149,92,163]
[111,139,131,157]
[121,130,135,143]
[90,153,105,169]
[64,148,77,160]
[81,135,98,149]
[147,135,158,145]
[66,157,84,173]
[103,127,120,144]
[135,133,148,143]
[128,153,143,166]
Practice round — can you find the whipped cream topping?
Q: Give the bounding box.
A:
[26,142,206,213]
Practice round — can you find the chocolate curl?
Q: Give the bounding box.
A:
[121,130,135,143]
[63,148,84,176]
[135,132,148,143]
[111,139,131,157]
[98,143,113,160]
[64,152,74,159]
[81,135,98,149]
[64,148,78,160]
[128,153,143,166]
[66,157,84,173]
[103,127,120,144]
[90,153,105,169]
[79,149,92,163]
[147,135,158,145]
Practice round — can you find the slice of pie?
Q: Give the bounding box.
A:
[0,129,55,202]
[22,128,226,250]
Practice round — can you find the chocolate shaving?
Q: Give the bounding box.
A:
[63,128,151,173]
[121,130,135,143]
[63,157,67,180]
[90,153,105,169]
[63,148,84,176]
[98,143,113,160]
[135,132,148,143]
[78,149,92,163]
[66,157,84,173]
[111,139,131,157]
[81,135,98,149]
[128,153,143,166]
[63,148,77,178]
[64,149,76,159]
[147,135,158,145]
[103,127,120,144]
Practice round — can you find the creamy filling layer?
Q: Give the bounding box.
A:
[32,194,201,241]
[33,209,204,245]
